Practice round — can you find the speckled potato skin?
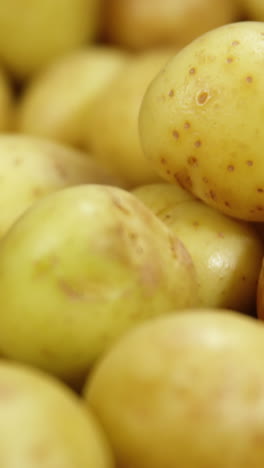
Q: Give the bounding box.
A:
[133,183,264,313]
[139,22,264,221]
[84,50,175,188]
[85,310,264,468]
[0,361,113,468]
[0,0,102,79]
[0,134,121,238]
[0,185,198,384]
[16,47,127,148]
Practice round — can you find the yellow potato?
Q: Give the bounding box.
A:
[139,21,264,221]
[0,0,102,79]
[102,0,238,50]
[0,185,199,385]
[85,309,264,468]
[0,134,121,238]
[0,361,113,468]
[242,0,264,20]
[134,183,263,312]
[16,47,127,148]
[0,69,13,131]
[84,49,175,187]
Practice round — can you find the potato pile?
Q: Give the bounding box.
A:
[0,0,264,467]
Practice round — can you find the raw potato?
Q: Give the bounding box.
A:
[0,69,13,131]
[16,47,127,148]
[0,185,199,385]
[102,0,238,50]
[85,310,264,468]
[0,134,121,238]
[0,0,102,79]
[84,49,175,187]
[0,361,113,468]
[139,21,264,221]
[242,0,264,20]
[133,183,264,312]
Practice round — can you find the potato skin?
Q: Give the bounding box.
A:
[85,310,264,468]
[0,361,114,468]
[0,185,198,384]
[139,21,264,221]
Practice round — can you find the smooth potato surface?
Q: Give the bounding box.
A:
[86,310,264,468]
[139,21,264,221]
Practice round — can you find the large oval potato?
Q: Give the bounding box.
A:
[139,21,264,221]
[0,69,13,131]
[0,0,102,79]
[102,0,238,50]
[85,310,264,468]
[0,134,121,238]
[16,47,127,148]
[0,185,198,385]
[133,183,263,313]
[0,361,113,468]
[84,49,175,187]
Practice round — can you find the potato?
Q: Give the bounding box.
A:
[0,361,113,468]
[16,47,127,148]
[84,49,175,187]
[0,185,198,385]
[85,309,264,468]
[0,69,13,131]
[139,21,264,221]
[102,0,238,50]
[0,0,102,79]
[133,183,264,313]
[0,134,121,238]
[242,0,264,20]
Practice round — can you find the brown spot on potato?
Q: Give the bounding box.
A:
[209,190,216,200]
[246,160,253,166]
[189,67,196,75]
[227,164,234,172]
[257,188,264,193]
[160,157,167,165]
[232,40,240,46]
[194,140,201,148]
[256,205,264,211]
[184,121,191,129]
[224,201,231,207]
[197,91,209,105]
[203,176,209,184]
[172,130,180,140]
[58,280,83,300]
[14,157,22,166]
[113,197,131,215]
[226,57,234,63]
[166,169,171,175]
[192,221,200,227]
[32,187,45,198]
[218,232,224,238]
[246,76,253,83]
[168,89,175,97]
[187,156,198,167]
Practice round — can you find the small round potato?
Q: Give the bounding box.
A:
[0,134,121,238]
[0,0,102,79]
[0,361,113,468]
[16,47,127,148]
[102,0,238,50]
[84,49,175,187]
[134,183,263,313]
[139,21,264,221]
[85,310,264,468]
[0,185,199,384]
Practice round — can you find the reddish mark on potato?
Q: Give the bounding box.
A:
[246,76,253,83]
[224,201,231,207]
[113,197,131,215]
[257,188,264,193]
[172,130,180,140]
[209,190,216,200]
[192,221,200,227]
[227,164,234,172]
[194,140,201,148]
[218,232,224,238]
[184,121,191,129]
[226,57,234,63]
[197,91,209,105]
[256,205,264,211]
[189,67,196,75]
[58,280,83,300]
[168,89,175,97]
[160,157,167,165]
[232,40,240,46]
[188,156,198,167]
[246,160,253,166]
[166,169,171,175]
[203,176,209,184]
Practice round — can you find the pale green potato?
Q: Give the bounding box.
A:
[139,21,264,221]
[133,183,263,312]
[0,0,102,79]
[84,49,176,187]
[0,185,198,384]
[0,134,121,238]
[16,47,127,148]
[85,310,264,468]
[0,361,113,468]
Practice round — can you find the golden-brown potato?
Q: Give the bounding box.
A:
[133,183,263,313]
[102,0,238,50]
[16,47,127,148]
[85,309,264,468]
[0,0,103,79]
[84,49,175,187]
[139,21,264,221]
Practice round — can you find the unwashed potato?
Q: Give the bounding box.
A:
[16,47,128,148]
[85,310,264,468]
[102,0,239,50]
[0,0,102,79]
[241,0,264,20]
[139,21,264,221]
[0,185,199,385]
[0,69,13,131]
[84,49,176,187]
[0,134,121,238]
[0,361,113,468]
[133,183,263,313]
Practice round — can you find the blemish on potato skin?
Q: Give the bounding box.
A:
[184,121,191,129]
[189,67,196,75]
[209,190,216,201]
[227,164,235,172]
[172,130,180,140]
[197,91,209,105]
[257,188,264,193]
[187,156,198,167]
[160,157,167,165]
[246,76,253,84]
[194,140,201,148]
[246,160,253,166]
[14,157,22,166]
[226,57,234,64]
[218,232,224,238]
[203,176,209,184]
[168,89,175,97]
[232,40,240,46]
[113,197,131,215]
[224,201,231,208]
[58,279,83,300]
